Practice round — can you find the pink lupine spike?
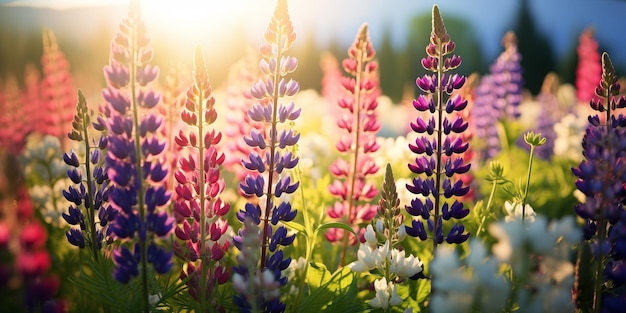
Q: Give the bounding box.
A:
[40,27,76,148]
[173,46,229,311]
[327,24,381,266]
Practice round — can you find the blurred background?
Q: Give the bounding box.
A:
[1,0,625,102]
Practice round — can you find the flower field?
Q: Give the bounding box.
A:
[0,0,625,312]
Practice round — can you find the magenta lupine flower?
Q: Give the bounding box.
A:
[222,50,264,181]
[40,27,77,147]
[571,53,626,311]
[99,2,173,307]
[173,46,230,310]
[576,28,602,104]
[320,51,345,113]
[405,5,471,253]
[233,0,300,311]
[325,24,380,265]
[62,90,113,259]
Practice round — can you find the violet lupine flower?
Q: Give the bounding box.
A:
[473,31,524,161]
[571,52,626,312]
[40,27,77,147]
[173,46,230,310]
[405,5,471,254]
[100,0,173,292]
[576,28,602,104]
[62,90,114,259]
[326,24,380,265]
[233,0,299,311]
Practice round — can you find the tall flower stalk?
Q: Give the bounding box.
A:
[101,1,173,311]
[405,4,471,261]
[173,46,230,311]
[62,90,113,259]
[572,52,626,313]
[234,0,300,311]
[41,27,77,147]
[327,24,380,266]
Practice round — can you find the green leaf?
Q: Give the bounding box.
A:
[298,263,357,313]
[283,220,308,235]
[315,222,357,238]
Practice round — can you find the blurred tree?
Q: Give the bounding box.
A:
[378,25,410,103]
[511,0,556,95]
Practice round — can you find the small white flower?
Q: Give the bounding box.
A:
[388,249,423,279]
[364,224,378,247]
[369,278,402,309]
[504,201,536,223]
[349,243,380,272]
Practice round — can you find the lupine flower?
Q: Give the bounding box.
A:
[158,64,187,200]
[473,31,524,161]
[553,113,587,162]
[100,2,173,309]
[61,90,112,259]
[40,27,77,147]
[173,46,230,310]
[571,52,626,312]
[326,24,380,265]
[405,5,471,256]
[576,28,601,104]
[0,76,29,154]
[320,51,344,114]
[349,164,423,311]
[234,0,300,311]
[222,49,263,181]
[530,73,561,160]
[20,63,42,137]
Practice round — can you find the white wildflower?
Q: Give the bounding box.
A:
[369,278,402,309]
[504,201,536,223]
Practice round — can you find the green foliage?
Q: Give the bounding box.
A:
[296,262,362,313]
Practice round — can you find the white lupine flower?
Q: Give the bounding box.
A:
[388,249,423,279]
[364,224,378,248]
[369,278,402,309]
[504,201,536,223]
[349,243,382,272]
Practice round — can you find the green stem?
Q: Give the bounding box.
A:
[129,15,149,313]
[476,180,497,237]
[260,31,284,271]
[520,145,535,221]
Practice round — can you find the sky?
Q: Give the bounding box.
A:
[1,0,626,64]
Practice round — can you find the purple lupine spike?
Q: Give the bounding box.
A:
[326,23,381,266]
[62,91,111,259]
[473,31,524,161]
[234,0,300,311]
[100,4,173,312]
[572,52,626,311]
[172,46,231,311]
[405,5,472,261]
